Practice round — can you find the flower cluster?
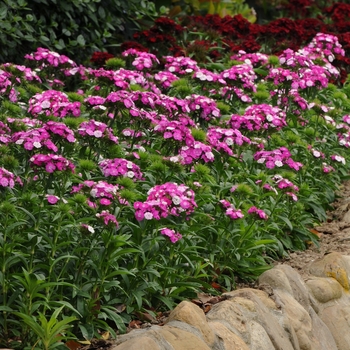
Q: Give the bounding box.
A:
[96,210,119,227]
[179,141,215,165]
[30,154,75,173]
[228,104,287,131]
[78,120,118,144]
[153,71,179,88]
[331,154,346,165]
[220,64,257,91]
[134,182,197,221]
[207,127,250,156]
[24,47,77,68]
[247,206,268,220]
[160,227,182,243]
[12,128,58,152]
[224,86,252,103]
[164,56,199,74]
[254,147,303,170]
[219,199,244,220]
[279,48,314,68]
[184,95,221,121]
[71,180,120,208]
[0,121,12,144]
[307,33,345,62]
[121,128,145,139]
[322,163,335,173]
[272,175,299,201]
[0,167,17,188]
[28,90,81,118]
[153,120,194,146]
[122,49,160,70]
[230,51,269,66]
[98,158,143,180]
[44,121,76,143]
[193,69,225,84]
[267,68,299,86]
[84,95,106,106]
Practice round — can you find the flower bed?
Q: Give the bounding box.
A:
[1,30,350,348]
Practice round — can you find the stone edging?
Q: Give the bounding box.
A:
[112,251,350,349]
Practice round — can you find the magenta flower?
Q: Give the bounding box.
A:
[100,198,112,206]
[179,141,215,165]
[122,49,160,70]
[78,120,118,143]
[154,71,179,88]
[228,104,287,131]
[28,90,81,118]
[71,180,125,207]
[184,94,220,121]
[24,47,77,68]
[164,56,199,75]
[96,210,119,227]
[254,147,303,171]
[153,119,194,146]
[134,182,197,221]
[12,128,58,152]
[0,167,17,188]
[248,206,268,220]
[30,154,75,173]
[160,228,182,243]
[46,195,60,204]
[230,51,269,67]
[322,163,335,173]
[207,127,250,156]
[44,121,76,143]
[219,199,244,220]
[99,158,143,181]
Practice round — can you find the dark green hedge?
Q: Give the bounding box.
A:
[0,0,157,64]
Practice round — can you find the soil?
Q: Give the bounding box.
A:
[73,181,350,350]
[272,179,350,281]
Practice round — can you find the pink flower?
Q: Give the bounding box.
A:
[100,198,112,206]
[96,210,118,227]
[46,194,59,204]
[160,228,182,243]
[248,206,268,220]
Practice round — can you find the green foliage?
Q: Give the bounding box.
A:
[0,0,158,64]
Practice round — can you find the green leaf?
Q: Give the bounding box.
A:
[98,6,105,19]
[276,215,293,230]
[40,35,50,42]
[0,305,13,312]
[101,306,126,333]
[77,34,85,46]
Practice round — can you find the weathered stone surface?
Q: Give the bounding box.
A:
[306,277,343,303]
[165,300,216,346]
[158,325,211,350]
[221,289,295,350]
[249,320,275,350]
[209,321,249,350]
[206,300,251,344]
[308,252,350,290]
[258,267,293,294]
[308,307,338,350]
[275,264,310,310]
[112,327,174,350]
[273,290,313,350]
[321,305,350,350]
[112,336,161,350]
